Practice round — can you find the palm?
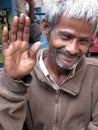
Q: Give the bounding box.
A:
[2,14,40,79]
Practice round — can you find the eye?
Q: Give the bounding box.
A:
[60,34,73,41]
[79,39,90,45]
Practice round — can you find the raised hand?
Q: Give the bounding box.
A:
[2,14,40,80]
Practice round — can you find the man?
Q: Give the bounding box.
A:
[16,0,41,45]
[0,0,98,130]
[16,0,26,16]
[16,0,35,22]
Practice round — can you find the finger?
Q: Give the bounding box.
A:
[29,41,40,58]
[23,16,30,42]
[10,16,19,42]
[17,14,25,41]
[2,26,9,50]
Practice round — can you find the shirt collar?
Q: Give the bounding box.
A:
[39,50,77,81]
[39,50,49,77]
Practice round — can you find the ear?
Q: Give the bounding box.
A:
[41,19,49,38]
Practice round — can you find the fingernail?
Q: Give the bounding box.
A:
[14,16,18,19]
[25,16,30,19]
[3,26,8,30]
[20,13,25,16]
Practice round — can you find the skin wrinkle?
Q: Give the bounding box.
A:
[44,15,95,72]
[1,0,98,129]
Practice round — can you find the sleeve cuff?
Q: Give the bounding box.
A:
[1,69,32,95]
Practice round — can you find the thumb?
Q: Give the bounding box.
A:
[29,41,40,58]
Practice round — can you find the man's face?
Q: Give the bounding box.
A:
[48,16,95,70]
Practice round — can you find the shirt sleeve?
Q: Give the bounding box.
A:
[87,79,98,130]
[0,68,31,130]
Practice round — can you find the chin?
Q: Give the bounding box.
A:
[56,58,80,70]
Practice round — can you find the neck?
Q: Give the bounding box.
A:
[44,53,70,85]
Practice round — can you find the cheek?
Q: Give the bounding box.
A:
[52,40,64,48]
[49,34,65,48]
[79,45,89,54]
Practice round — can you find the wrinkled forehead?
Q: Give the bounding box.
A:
[54,15,95,36]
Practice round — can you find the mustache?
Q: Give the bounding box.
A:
[56,48,82,58]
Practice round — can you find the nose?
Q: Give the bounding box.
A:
[66,39,79,54]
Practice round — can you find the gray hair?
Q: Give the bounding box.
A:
[43,0,98,31]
